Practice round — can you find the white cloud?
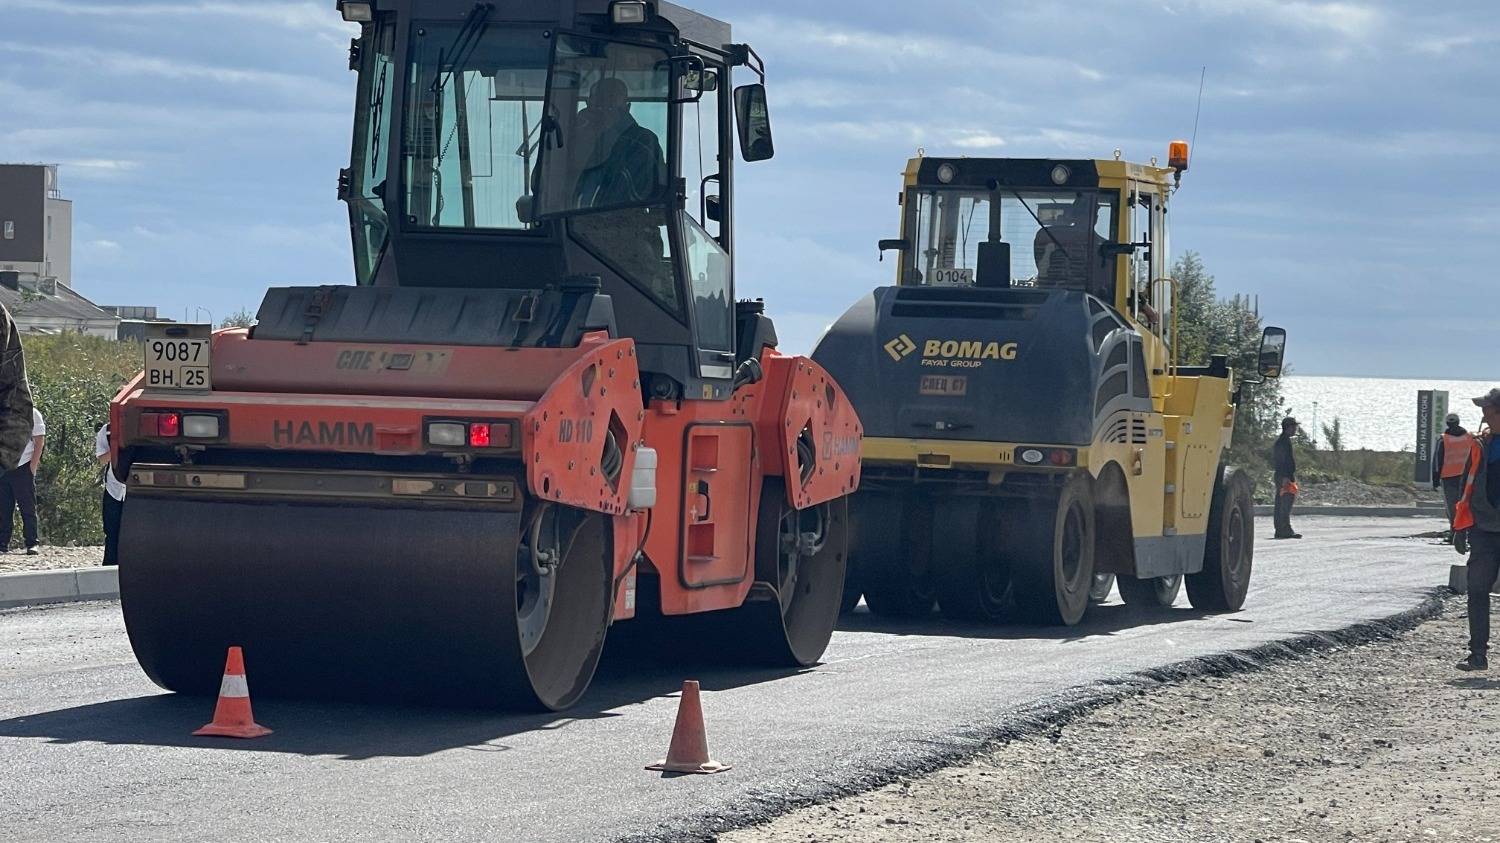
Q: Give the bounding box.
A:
[2,0,355,37]
[0,41,341,98]
[950,133,1008,150]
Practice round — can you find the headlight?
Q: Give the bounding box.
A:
[1050,165,1071,185]
[611,1,648,24]
[427,422,467,447]
[936,163,957,184]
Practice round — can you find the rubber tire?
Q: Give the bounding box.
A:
[853,493,937,618]
[935,498,1013,623]
[1187,468,1254,612]
[1011,474,1096,626]
[1117,573,1183,608]
[1089,573,1116,604]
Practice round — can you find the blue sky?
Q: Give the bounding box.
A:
[1,0,1495,378]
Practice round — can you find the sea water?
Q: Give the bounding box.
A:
[1279,376,1494,452]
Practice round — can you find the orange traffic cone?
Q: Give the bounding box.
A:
[646,680,730,774]
[192,647,272,739]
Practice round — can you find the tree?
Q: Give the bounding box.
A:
[1322,417,1345,470]
[219,308,256,329]
[1170,252,1286,476]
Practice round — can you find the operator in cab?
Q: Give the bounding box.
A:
[1033,193,1112,302]
[572,77,665,209]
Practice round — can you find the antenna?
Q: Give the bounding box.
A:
[1190,66,1206,151]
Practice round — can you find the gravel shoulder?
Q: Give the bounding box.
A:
[724,599,1500,843]
[0,546,104,573]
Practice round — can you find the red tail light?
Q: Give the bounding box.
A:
[140,412,182,438]
[468,423,491,447]
[1048,449,1075,466]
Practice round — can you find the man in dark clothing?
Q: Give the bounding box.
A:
[1272,417,1302,539]
[1434,412,1478,544]
[0,303,34,471]
[1457,389,1500,671]
[571,77,666,210]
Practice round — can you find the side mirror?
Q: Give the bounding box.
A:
[670,56,708,104]
[734,84,775,162]
[705,195,723,223]
[975,241,1012,288]
[1257,327,1287,378]
[878,238,909,253]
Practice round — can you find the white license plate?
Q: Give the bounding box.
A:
[144,327,212,391]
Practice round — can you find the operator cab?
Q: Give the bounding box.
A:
[336,0,775,400]
[879,155,1181,341]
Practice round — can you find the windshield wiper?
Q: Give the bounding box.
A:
[994,178,1070,260]
[429,3,492,94]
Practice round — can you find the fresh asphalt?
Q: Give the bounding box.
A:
[0,516,1451,842]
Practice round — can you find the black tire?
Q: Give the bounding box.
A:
[1011,474,1096,626]
[934,498,1012,622]
[1117,573,1183,608]
[1089,573,1116,604]
[1187,468,1254,612]
[740,479,850,666]
[853,493,937,618]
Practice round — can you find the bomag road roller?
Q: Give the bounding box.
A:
[109,0,861,711]
[814,145,1286,625]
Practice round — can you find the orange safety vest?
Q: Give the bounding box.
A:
[1441,432,1478,479]
[1454,436,1488,531]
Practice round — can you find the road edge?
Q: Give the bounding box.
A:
[622,588,1450,843]
[0,566,119,609]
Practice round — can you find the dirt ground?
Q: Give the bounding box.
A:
[0,545,104,573]
[724,600,1500,843]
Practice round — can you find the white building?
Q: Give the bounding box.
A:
[0,163,119,338]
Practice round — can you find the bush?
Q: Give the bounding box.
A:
[13,334,140,546]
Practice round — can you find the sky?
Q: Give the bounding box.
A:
[1,0,1495,378]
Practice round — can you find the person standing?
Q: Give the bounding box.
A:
[95,422,125,566]
[0,406,45,554]
[1272,416,1302,540]
[1434,413,1479,543]
[1456,389,1500,671]
[0,302,34,475]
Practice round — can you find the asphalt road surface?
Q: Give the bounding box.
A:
[0,516,1451,842]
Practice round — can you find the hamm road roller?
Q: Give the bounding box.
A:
[110,0,861,710]
[814,147,1285,625]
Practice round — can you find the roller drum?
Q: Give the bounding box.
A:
[119,496,611,710]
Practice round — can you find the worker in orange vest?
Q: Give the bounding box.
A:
[1454,389,1500,672]
[1434,412,1479,544]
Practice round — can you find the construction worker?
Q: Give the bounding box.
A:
[0,304,36,546]
[1,406,45,554]
[1455,389,1500,671]
[572,77,666,210]
[1434,412,1479,543]
[95,421,125,566]
[1272,417,1302,539]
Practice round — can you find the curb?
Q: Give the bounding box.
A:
[0,566,119,609]
[1252,505,1444,518]
[625,588,1452,843]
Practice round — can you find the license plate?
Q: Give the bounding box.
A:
[144,324,212,391]
[920,375,968,396]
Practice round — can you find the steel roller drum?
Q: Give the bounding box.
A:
[119,496,611,710]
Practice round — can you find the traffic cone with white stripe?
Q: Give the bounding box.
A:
[192,646,272,739]
[646,680,730,774]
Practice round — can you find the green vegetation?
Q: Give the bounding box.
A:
[12,334,139,546]
[1172,252,1286,492]
[1175,253,1416,501]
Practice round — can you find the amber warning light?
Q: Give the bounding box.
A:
[1168,140,1190,173]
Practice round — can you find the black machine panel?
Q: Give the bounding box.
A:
[254,284,617,348]
[812,286,1152,446]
